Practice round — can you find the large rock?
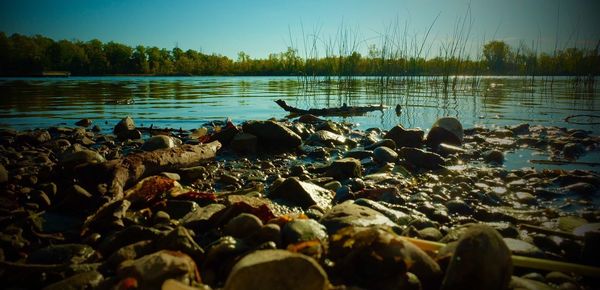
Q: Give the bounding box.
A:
[142,135,176,151]
[441,224,512,290]
[329,226,442,290]
[75,118,93,127]
[324,158,362,180]
[373,146,398,163]
[306,130,347,147]
[320,201,397,234]
[59,149,106,169]
[426,117,463,147]
[399,147,445,170]
[155,227,205,262]
[282,219,328,245]
[383,125,424,148]
[270,177,333,209]
[224,249,328,290]
[113,116,141,140]
[117,250,200,290]
[242,120,301,151]
[223,213,263,239]
[503,238,544,257]
[230,133,258,155]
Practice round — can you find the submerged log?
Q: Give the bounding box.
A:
[81,141,221,199]
[275,99,385,117]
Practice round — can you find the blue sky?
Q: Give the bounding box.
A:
[1,0,598,59]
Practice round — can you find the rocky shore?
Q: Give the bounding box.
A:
[0,114,599,289]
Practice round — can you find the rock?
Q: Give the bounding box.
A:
[202,236,250,285]
[514,191,536,204]
[306,130,347,147]
[324,158,362,180]
[162,279,212,290]
[117,250,200,290]
[364,139,396,150]
[155,227,205,261]
[98,225,164,256]
[224,249,328,290]
[373,146,398,164]
[320,201,397,234]
[230,133,258,155]
[242,120,301,151]
[329,226,442,290]
[383,125,424,148]
[92,125,101,132]
[107,240,154,268]
[58,184,95,211]
[557,216,587,233]
[83,199,130,233]
[142,135,176,151]
[43,271,103,290]
[181,204,226,229]
[563,143,585,158]
[19,130,52,144]
[503,238,544,257]
[354,198,412,225]
[344,150,374,160]
[545,271,575,285]
[270,177,333,209]
[59,149,105,169]
[418,227,443,241]
[445,199,473,216]
[399,147,445,170]
[252,223,282,246]
[282,219,327,245]
[573,222,600,237]
[162,200,197,220]
[483,149,504,164]
[426,117,463,147]
[178,166,209,182]
[114,116,136,136]
[75,118,93,127]
[27,243,95,264]
[509,123,530,135]
[0,164,7,183]
[441,224,512,290]
[223,213,263,239]
[510,276,554,290]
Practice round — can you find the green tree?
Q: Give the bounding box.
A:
[483,40,512,74]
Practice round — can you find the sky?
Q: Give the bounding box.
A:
[1,0,599,59]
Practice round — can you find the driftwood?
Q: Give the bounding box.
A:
[82,141,221,199]
[275,99,385,117]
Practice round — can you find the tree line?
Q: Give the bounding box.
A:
[0,32,598,77]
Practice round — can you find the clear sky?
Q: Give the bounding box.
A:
[1,0,598,59]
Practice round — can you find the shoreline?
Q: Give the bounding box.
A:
[1,115,599,289]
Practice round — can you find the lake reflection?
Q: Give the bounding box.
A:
[0,76,598,135]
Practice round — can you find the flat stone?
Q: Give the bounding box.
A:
[324,158,362,180]
[503,238,544,257]
[224,249,328,290]
[320,201,397,234]
[142,135,176,151]
[399,147,445,170]
[270,177,333,209]
[242,120,301,151]
[557,216,588,233]
[181,203,226,229]
[306,130,347,147]
[60,149,106,169]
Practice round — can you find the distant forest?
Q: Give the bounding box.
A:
[0,32,598,77]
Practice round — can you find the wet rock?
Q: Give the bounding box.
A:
[282,219,327,245]
[573,222,600,237]
[483,149,504,164]
[43,271,103,290]
[113,116,136,137]
[383,125,424,148]
[509,123,530,135]
[0,164,7,183]
[230,133,258,155]
[202,236,250,285]
[324,158,362,180]
[59,149,105,169]
[117,250,200,290]
[178,166,209,182]
[426,117,463,147]
[514,191,536,204]
[399,147,445,170]
[306,130,347,147]
[98,225,164,256]
[503,238,544,257]
[320,201,397,234]
[83,199,130,233]
[107,240,155,268]
[445,199,473,216]
[510,276,553,290]
[418,227,443,241]
[27,243,95,264]
[441,224,512,290]
[364,138,397,150]
[156,227,205,261]
[344,150,374,160]
[562,182,597,195]
[329,226,442,290]
[557,216,587,233]
[224,249,328,290]
[75,118,93,127]
[242,120,301,151]
[373,146,398,164]
[354,198,412,225]
[270,177,333,209]
[252,223,282,246]
[545,271,575,285]
[181,204,226,229]
[223,213,263,239]
[563,143,585,158]
[142,135,176,151]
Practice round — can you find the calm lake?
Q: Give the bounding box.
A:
[1,76,598,134]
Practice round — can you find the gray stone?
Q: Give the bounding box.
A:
[418,227,443,241]
[324,158,362,180]
[320,201,397,234]
[282,219,327,245]
[223,213,263,239]
[142,135,176,151]
[224,249,328,290]
[181,203,226,229]
[426,117,463,147]
[242,120,302,151]
[441,225,512,290]
[503,238,544,257]
[155,227,205,261]
[230,133,258,155]
[399,147,445,170]
[373,146,398,163]
[383,125,424,148]
[113,116,136,136]
[270,177,333,209]
[306,130,347,147]
[117,250,200,290]
[59,149,105,169]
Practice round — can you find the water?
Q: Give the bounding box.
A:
[1,76,598,133]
